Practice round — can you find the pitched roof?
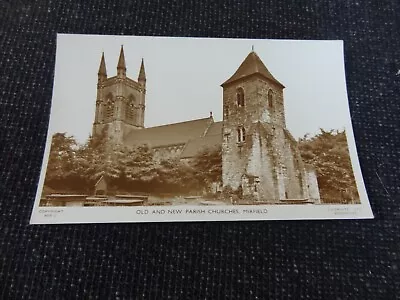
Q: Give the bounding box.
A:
[180,122,223,158]
[204,121,223,136]
[124,117,213,148]
[221,51,284,88]
[180,134,222,159]
[95,175,106,186]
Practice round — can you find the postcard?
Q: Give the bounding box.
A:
[30,34,374,224]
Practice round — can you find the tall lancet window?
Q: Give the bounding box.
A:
[104,93,114,122]
[236,87,245,107]
[125,95,135,122]
[267,90,274,108]
[237,126,246,143]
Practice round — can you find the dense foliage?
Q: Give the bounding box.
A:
[298,129,359,204]
[44,129,359,203]
[44,132,222,195]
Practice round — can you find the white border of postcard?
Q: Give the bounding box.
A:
[30,34,374,224]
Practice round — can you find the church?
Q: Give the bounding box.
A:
[92,46,320,204]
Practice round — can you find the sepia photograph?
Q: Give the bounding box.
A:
[30,34,373,223]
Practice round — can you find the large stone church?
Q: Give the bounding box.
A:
[92,46,320,204]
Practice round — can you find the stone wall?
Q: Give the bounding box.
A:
[243,126,279,202]
[222,115,311,203]
[93,76,145,146]
[221,132,248,190]
[222,76,285,131]
[240,124,309,203]
[222,76,286,193]
[281,132,306,199]
[305,167,321,203]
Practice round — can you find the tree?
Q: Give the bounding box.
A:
[298,129,359,204]
[191,146,222,192]
[76,130,122,190]
[45,128,121,193]
[44,131,224,196]
[123,144,157,183]
[44,133,83,191]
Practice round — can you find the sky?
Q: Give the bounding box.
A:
[50,35,352,144]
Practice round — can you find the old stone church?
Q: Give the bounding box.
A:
[92,46,320,204]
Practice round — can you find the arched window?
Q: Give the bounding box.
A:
[236,87,245,107]
[125,95,135,121]
[104,93,114,122]
[237,126,246,142]
[267,90,273,108]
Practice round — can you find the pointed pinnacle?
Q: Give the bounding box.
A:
[138,58,146,81]
[117,45,126,70]
[98,52,107,76]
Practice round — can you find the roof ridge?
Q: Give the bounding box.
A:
[193,132,222,138]
[146,117,211,129]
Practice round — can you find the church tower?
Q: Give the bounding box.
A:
[92,46,146,146]
[221,50,286,132]
[221,50,311,203]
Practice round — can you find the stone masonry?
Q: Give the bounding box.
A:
[92,46,146,146]
[92,47,320,204]
[221,51,320,203]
